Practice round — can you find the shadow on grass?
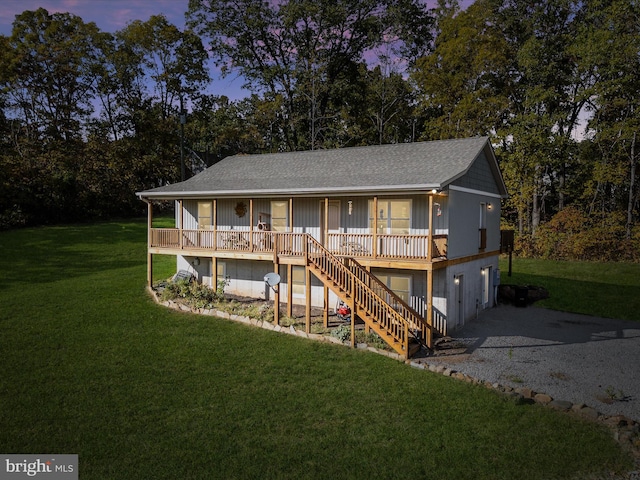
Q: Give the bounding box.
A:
[0,220,147,290]
[501,271,640,322]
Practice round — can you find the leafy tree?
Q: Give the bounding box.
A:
[578,0,640,239]
[187,0,433,150]
[3,8,105,142]
[411,0,511,140]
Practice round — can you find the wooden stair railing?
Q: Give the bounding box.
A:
[304,236,432,359]
[343,257,432,349]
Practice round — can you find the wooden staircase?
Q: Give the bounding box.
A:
[303,236,432,359]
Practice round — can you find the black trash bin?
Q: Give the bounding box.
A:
[514,286,528,307]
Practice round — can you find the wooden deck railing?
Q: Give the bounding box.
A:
[150,228,447,261]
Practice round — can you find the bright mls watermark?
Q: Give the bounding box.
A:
[1,455,77,480]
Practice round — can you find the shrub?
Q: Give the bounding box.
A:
[160,278,224,309]
[331,325,351,342]
[513,206,640,262]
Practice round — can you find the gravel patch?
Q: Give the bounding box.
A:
[424,305,640,422]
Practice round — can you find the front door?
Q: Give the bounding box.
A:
[482,266,492,308]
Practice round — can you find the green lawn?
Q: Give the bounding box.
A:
[500,256,640,321]
[0,220,633,479]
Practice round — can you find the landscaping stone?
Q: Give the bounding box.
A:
[515,387,535,399]
[534,393,553,404]
[549,400,573,411]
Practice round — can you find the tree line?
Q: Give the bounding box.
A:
[0,1,638,261]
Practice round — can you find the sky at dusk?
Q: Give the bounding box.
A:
[0,0,472,101]
[0,0,190,35]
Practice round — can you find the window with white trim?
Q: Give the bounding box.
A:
[271,201,288,232]
[369,199,411,234]
[198,201,212,229]
[291,266,305,296]
[375,274,411,304]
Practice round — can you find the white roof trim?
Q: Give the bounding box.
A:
[449,185,505,199]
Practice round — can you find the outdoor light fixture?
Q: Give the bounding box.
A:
[487,203,493,210]
[431,188,438,194]
[348,200,353,215]
[481,268,485,275]
[454,277,460,285]
[193,257,200,266]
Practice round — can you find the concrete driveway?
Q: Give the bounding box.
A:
[425,305,640,422]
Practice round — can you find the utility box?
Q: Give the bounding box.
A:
[515,286,528,307]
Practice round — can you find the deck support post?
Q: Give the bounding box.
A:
[323,286,329,328]
[323,198,328,248]
[427,195,434,262]
[426,269,433,349]
[373,197,378,257]
[179,200,184,250]
[273,235,280,326]
[350,296,356,349]
[249,199,254,251]
[305,266,311,333]
[147,201,153,286]
[213,199,217,249]
[148,253,153,287]
[212,256,218,290]
[287,264,293,317]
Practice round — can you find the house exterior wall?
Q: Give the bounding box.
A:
[446,188,501,258]
[177,195,445,237]
[445,255,499,331]
[451,150,502,195]
[167,166,501,333]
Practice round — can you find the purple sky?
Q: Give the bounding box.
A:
[0,0,190,35]
[0,1,472,101]
[0,0,251,98]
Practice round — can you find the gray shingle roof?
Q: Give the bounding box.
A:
[138,136,505,199]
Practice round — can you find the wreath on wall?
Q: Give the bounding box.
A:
[235,201,247,218]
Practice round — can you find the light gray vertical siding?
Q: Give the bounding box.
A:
[179,194,447,237]
[447,189,500,258]
[292,198,320,237]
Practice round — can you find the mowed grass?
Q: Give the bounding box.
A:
[0,221,633,479]
[499,256,640,321]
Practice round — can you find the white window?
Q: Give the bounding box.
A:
[291,266,305,296]
[375,274,411,304]
[217,261,226,279]
[198,201,212,229]
[271,201,288,232]
[369,199,411,234]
